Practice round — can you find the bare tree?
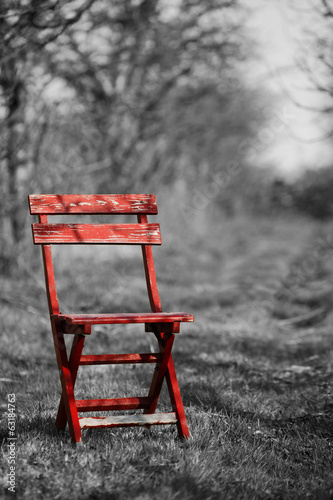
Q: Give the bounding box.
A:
[0,0,96,273]
[42,0,248,189]
[0,0,259,273]
[282,0,333,137]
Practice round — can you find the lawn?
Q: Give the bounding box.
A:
[1,213,333,499]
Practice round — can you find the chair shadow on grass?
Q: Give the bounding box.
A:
[135,477,223,500]
[178,353,333,440]
[182,376,333,439]
[18,340,333,443]
[17,414,62,439]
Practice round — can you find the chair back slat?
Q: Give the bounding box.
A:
[28,194,158,215]
[32,223,161,245]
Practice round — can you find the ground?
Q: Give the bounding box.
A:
[1,213,333,499]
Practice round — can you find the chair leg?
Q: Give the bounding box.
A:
[56,333,86,432]
[144,333,174,414]
[144,334,190,439]
[51,319,83,443]
[145,332,190,438]
[165,355,190,439]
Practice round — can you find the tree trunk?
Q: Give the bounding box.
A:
[0,70,25,275]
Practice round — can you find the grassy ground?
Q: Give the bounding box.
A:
[1,213,333,499]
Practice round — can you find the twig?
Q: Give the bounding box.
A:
[278,306,327,327]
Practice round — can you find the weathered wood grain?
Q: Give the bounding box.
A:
[28,194,158,214]
[54,312,194,324]
[79,412,178,429]
[79,353,162,365]
[32,223,161,245]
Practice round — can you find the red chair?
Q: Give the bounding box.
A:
[29,194,193,444]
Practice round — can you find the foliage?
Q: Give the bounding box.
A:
[292,167,333,219]
[267,167,333,220]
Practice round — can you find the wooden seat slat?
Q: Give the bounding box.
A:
[55,312,194,325]
[79,412,178,429]
[29,194,158,214]
[32,223,161,245]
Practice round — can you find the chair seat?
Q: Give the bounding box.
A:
[54,312,194,325]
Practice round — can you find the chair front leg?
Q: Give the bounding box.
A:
[165,355,190,439]
[56,332,86,431]
[51,318,84,443]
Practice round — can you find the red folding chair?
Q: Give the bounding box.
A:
[28,194,193,444]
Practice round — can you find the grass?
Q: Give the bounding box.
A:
[1,213,333,499]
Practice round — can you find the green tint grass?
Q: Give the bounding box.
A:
[1,214,333,499]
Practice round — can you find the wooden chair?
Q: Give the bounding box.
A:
[28,194,193,444]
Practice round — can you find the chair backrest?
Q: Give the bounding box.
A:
[28,194,163,316]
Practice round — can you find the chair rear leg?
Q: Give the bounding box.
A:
[56,333,86,431]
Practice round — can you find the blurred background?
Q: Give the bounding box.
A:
[0,0,332,282]
[2,3,333,495]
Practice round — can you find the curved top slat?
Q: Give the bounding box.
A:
[28,194,158,215]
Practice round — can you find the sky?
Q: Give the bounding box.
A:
[244,0,333,179]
